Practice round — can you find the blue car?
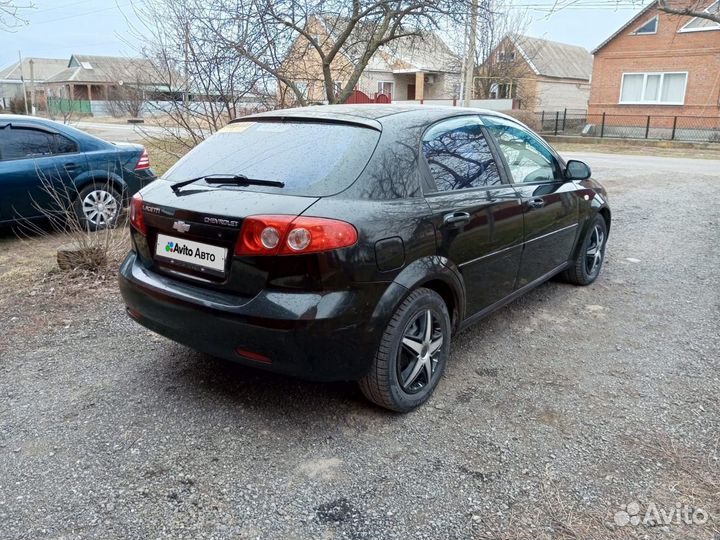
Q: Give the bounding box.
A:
[0,115,156,230]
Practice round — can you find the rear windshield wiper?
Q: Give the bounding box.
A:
[171,174,285,194]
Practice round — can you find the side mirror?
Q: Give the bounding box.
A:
[565,160,591,181]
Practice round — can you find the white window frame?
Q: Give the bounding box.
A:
[678,0,720,32]
[618,72,688,105]
[377,80,394,97]
[631,15,658,35]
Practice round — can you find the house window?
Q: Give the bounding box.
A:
[619,72,687,104]
[498,50,516,62]
[632,15,658,35]
[377,81,393,97]
[679,1,720,32]
[295,82,309,99]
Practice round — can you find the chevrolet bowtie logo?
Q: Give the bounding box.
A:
[172,220,191,233]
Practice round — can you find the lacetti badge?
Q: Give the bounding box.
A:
[165,241,217,262]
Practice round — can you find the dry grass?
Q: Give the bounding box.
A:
[554,142,720,160]
[144,137,189,176]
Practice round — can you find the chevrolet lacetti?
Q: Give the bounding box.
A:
[119,105,610,412]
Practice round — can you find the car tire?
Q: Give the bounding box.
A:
[564,214,608,286]
[74,183,123,231]
[359,287,451,412]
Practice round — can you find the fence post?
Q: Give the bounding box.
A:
[562,108,567,131]
[671,116,677,140]
[645,115,651,139]
[600,112,606,138]
[541,110,545,125]
[554,111,559,135]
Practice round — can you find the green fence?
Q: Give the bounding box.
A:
[47,98,91,115]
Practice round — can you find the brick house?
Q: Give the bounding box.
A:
[476,35,593,112]
[278,15,461,105]
[589,0,720,118]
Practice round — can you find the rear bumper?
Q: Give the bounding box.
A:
[118,252,385,381]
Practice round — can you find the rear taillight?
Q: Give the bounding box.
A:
[235,215,357,256]
[129,193,147,235]
[135,148,150,170]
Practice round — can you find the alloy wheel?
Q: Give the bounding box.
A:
[82,189,118,228]
[585,225,605,276]
[397,309,444,394]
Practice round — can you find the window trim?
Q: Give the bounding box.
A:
[0,126,58,162]
[53,133,79,155]
[419,114,509,196]
[631,15,658,35]
[377,80,394,97]
[618,71,688,105]
[678,0,720,32]
[481,115,564,185]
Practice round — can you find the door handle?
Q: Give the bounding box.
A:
[527,198,545,209]
[443,212,471,227]
[64,163,77,172]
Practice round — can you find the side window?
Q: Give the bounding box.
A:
[482,116,559,184]
[1,127,54,160]
[422,117,502,192]
[55,134,78,154]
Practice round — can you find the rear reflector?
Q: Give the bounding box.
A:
[135,148,150,170]
[235,347,272,364]
[129,193,147,235]
[235,215,357,256]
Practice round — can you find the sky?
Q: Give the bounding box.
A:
[0,0,652,68]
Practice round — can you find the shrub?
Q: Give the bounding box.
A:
[9,96,27,115]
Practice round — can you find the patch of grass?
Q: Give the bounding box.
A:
[554,142,720,160]
[145,138,190,176]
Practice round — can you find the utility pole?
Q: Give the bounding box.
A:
[18,51,29,115]
[29,58,36,115]
[183,20,189,120]
[463,0,479,107]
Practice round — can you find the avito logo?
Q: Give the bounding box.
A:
[165,241,216,262]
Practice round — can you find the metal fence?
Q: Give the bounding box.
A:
[536,110,720,143]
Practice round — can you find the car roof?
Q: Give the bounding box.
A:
[237,104,516,130]
[0,114,66,129]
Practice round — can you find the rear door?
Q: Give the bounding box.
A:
[0,124,85,221]
[421,116,524,316]
[482,115,579,286]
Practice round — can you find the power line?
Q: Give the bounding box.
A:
[29,2,133,26]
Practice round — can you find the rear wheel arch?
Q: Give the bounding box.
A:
[371,257,466,336]
[73,173,129,204]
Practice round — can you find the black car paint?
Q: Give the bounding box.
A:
[119,105,610,381]
[0,115,155,224]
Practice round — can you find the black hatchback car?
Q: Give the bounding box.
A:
[119,105,610,411]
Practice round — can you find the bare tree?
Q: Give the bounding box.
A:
[106,82,147,119]
[472,2,538,108]
[125,0,274,152]
[657,0,719,24]
[187,0,472,106]
[0,0,33,30]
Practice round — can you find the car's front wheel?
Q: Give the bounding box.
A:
[564,214,608,285]
[359,287,451,412]
[74,184,122,231]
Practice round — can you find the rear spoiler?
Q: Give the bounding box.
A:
[230,114,382,132]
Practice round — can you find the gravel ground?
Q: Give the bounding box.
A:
[0,153,718,540]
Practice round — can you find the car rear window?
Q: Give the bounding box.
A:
[164,121,381,196]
